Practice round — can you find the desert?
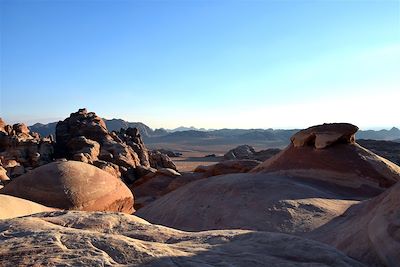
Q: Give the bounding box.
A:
[1,1,399,266]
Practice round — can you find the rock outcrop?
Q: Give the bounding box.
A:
[252,123,400,195]
[290,123,358,149]
[149,150,177,170]
[0,195,56,219]
[306,180,400,267]
[55,109,176,182]
[137,172,359,233]
[0,211,364,266]
[0,161,134,213]
[130,168,182,209]
[224,145,280,161]
[0,118,54,179]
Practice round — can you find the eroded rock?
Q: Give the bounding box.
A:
[0,161,134,213]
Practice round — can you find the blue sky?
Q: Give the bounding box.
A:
[1,0,399,129]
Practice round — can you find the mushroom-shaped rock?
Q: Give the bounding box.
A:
[252,123,400,194]
[0,161,134,213]
[0,195,56,219]
[291,123,358,149]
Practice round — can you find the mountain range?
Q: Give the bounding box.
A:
[29,119,400,144]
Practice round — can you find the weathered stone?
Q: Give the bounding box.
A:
[291,123,358,149]
[0,161,134,213]
[149,151,177,170]
[0,211,364,266]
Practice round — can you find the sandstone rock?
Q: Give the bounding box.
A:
[0,161,134,213]
[137,172,359,233]
[55,109,151,182]
[291,123,358,149]
[0,118,6,132]
[130,168,181,208]
[224,145,281,161]
[67,136,100,163]
[307,180,400,267]
[93,160,121,178]
[0,119,54,178]
[12,123,30,136]
[252,124,400,194]
[118,127,150,167]
[149,150,177,170]
[194,159,261,177]
[0,195,56,219]
[0,165,10,182]
[0,211,364,266]
[224,145,256,159]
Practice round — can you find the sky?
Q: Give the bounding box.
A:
[1,0,399,130]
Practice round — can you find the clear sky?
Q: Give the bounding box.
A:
[1,0,399,130]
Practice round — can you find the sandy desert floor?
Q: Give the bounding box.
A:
[147,142,285,172]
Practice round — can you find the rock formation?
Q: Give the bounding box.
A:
[130,168,182,209]
[252,123,400,194]
[306,180,400,267]
[136,172,359,233]
[0,195,56,219]
[0,211,364,266]
[224,144,280,161]
[0,118,54,179]
[290,123,358,149]
[55,109,177,182]
[148,150,177,170]
[0,161,134,213]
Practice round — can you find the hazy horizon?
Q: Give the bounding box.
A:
[1,1,399,130]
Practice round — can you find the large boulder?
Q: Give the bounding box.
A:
[0,211,364,266]
[306,180,400,267]
[0,195,56,219]
[252,123,400,195]
[149,150,177,170]
[0,161,134,213]
[137,172,359,233]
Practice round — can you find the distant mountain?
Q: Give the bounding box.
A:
[169,126,211,132]
[29,119,162,138]
[29,119,400,145]
[105,119,156,137]
[29,122,58,137]
[357,127,400,141]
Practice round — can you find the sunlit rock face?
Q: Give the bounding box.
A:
[55,108,176,183]
[0,210,364,267]
[0,118,54,180]
[0,194,56,219]
[0,161,134,213]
